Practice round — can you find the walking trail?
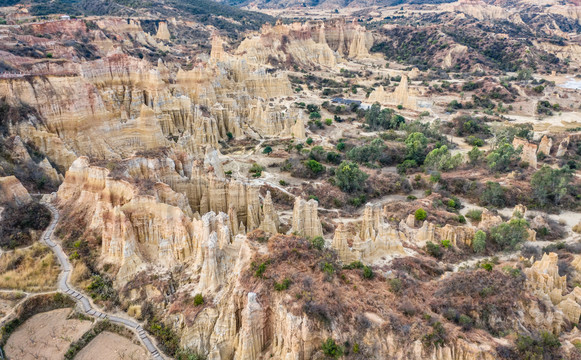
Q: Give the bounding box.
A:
[40,200,165,360]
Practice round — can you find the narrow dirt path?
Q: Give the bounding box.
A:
[40,201,165,360]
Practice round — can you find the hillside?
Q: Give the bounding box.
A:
[7,0,274,32]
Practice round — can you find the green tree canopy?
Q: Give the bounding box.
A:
[335,161,368,193]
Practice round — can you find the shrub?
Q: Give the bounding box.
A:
[457,215,466,224]
[335,161,368,193]
[336,141,346,151]
[325,118,333,126]
[193,293,204,306]
[322,338,344,358]
[405,132,428,164]
[226,132,233,140]
[480,182,506,208]
[490,218,529,250]
[362,265,374,279]
[388,278,403,293]
[426,241,442,258]
[441,239,451,249]
[481,263,493,271]
[486,142,521,172]
[304,159,325,175]
[249,163,264,177]
[424,145,462,171]
[306,137,313,145]
[516,331,561,359]
[279,180,288,186]
[472,230,486,253]
[466,136,484,147]
[468,146,483,165]
[530,165,572,208]
[415,208,427,221]
[310,236,325,250]
[263,146,273,155]
[274,278,292,291]
[466,209,482,222]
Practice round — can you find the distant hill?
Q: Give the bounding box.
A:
[2,0,274,32]
[216,0,457,9]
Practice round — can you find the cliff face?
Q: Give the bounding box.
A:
[236,19,373,69]
[0,176,31,206]
[55,155,279,281]
[332,203,406,264]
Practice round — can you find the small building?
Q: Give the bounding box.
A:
[331,98,361,106]
[60,15,71,20]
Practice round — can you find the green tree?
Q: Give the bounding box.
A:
[309,111,321,120]
[262,146,273,155]
[472,230,486,253]
[335,161,368,193]
[480,181,506,208]
[405,132,428,164]
[424,145,463,171]
[322,338,344,358]
[415,208,427,221]
[304,160,325,175]
[531,165,572,208]
[468,146,483,165]
[347,138,385,164]
[490,218,529,250]
[486,142,521,172]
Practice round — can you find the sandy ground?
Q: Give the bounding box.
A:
[4,307,92,360]
[75,331,148,360]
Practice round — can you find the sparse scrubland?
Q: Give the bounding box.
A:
[1,0,581,359]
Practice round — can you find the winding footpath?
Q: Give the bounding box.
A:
[40,201,165,360]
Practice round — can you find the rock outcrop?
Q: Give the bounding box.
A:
[538,135,553,155]
[400,218,475,247]
[367,75,417,109]
[526,253,581,323]
[513,137,538,168]
[55,156,280,280]
[332,203,406,264]
[0,176,31,206]
[290,197,323,239]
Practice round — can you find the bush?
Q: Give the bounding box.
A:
[193,293,204,306]
[481,262,493,271]
[424,145,462,171]
[362,266,374,279]
[310,236,325,250]
[388,278,403,293]
[304,159,325,175]
[480,182,506,208]
[490,218,529,250]
[516,331,561,359]
[325,118,333,126]
[486,142,521,172]
[322,338,344,358]
[249,163,264,177]
[263,146,273,155]
[405,132,428,164]
[473,230,486,253]
[466,209,482,222]
[306,138,313,145]
[530,165,572,208]
[441,239,451,249]
[335,161,368,193]
[0,201,52,249]
[426,241,442,258]
[466,135,485,147]
[415,208,427,221]
[274,278,292,291]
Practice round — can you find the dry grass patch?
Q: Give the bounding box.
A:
[0,243,60,292]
